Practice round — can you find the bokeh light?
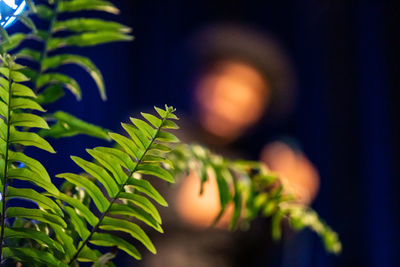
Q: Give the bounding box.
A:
[175,170,233,228]
[0,0,27,29]
[260,142,320,204]
[195,60,270,141]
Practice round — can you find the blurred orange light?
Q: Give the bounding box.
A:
[175,170,232,229]
[260,142,320,204]
[195,60,270,141]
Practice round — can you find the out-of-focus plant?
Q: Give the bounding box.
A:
[169,144,341,254]
[1,0,132,140]
[0,1,341,266]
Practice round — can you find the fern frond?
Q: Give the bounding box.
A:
[168,144,342,254]
[48,31,133,51]
[0,55,66,264]
[51,105,179,265]
[0,33,28,54]
[53,18,131,34]
[11,0,132,99]
[42,54,106,100]
[1,0,133,141]
[58,0,120,14]
[3,247,68,267]
[40,111,111,140]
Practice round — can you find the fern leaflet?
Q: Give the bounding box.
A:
[0,54,67,265]
[48,106,179,266]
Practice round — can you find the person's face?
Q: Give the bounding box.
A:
[195,60,270,141]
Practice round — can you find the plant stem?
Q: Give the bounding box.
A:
[0,59,14,262]
[34,0,60,92]
[68,112,170,266]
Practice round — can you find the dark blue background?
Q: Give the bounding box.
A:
[14,1,400,266]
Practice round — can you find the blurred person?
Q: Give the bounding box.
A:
[177,25,320,226]
[138,24,320,267]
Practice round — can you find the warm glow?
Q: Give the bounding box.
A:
[195,60,270,140]
[175,170,232,228]
[174,143,319,227]
[260,142,320,204]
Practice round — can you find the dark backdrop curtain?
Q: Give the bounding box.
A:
[42,0,400,266]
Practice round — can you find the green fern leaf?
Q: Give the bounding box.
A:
[11,82,37,97]
[136,163,175,183]
[150,143,172,152]
[109,204,163,233]
[52,224,77,260]
[8,151,51,181]
[10,97,44,111]
[0,25,9,42]
[130,118,156,137]
[118,192,162,224]
[36,73,81,100]
[36,84,64,104]
[87,149,127,185]
[141,112,162,128]
[56,173,109,212]
[126,177,168,207]
[48,32,133,51]
[157,130,180,143]
[161,119,179,129]
[53,18,131,34]
[9,129,55,153]
[121,123,149,150]
[6,207,66,228]
[76,245,103,263]
[99,216,156,254]
[0,57,60,265]
[108,132,142,159]
[168,144,343,254]
[35,4,54,20]
[64,206,90,240]
[10,113,49,128]
[4,227,64,253]
[19,15,37,32]
[71,156,119,197]
[3,0,134,144]
[40,111,111,140]
[58,0,120,14]
[0,33,26,53]
[93,147,136,170]
[15,48,41,62]
[7,187,63,216]
[54,193,99,226]
[54,106,178,265]
[90,233,141,260]
[42,54,106,100]
[3,247,68,267]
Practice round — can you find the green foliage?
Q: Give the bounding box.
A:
[54,106,179,265]
[168,144,342,254]
[0,99,179,266]
[0,1,341,266]
[0,54,62,264]
[1,0,132,140]
[40,111,111,140]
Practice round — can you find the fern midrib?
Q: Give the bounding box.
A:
[34,0,60,92]
[0,61,14,261]
[68,112,170,265]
